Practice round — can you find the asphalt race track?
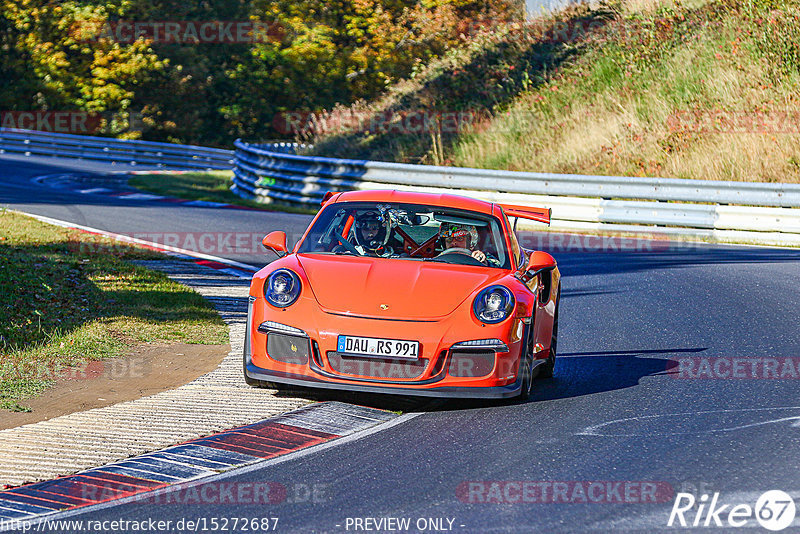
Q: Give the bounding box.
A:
[0,154,313,267]
[2,155,800,532]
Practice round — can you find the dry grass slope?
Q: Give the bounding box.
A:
[308,0,800,183]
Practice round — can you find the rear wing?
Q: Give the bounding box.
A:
[499,204,551,226]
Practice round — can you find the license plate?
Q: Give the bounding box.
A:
[336,335,419,360]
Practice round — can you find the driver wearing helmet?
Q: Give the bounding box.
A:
[353,211,390,256]
[438,223,497,265]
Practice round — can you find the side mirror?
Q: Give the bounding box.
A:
[262,231,288,257]
[517,250,556,280]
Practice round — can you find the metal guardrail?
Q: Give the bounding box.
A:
[232,140,800,246]
[0,128,234,170]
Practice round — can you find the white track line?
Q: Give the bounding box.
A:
[14,210,259,274]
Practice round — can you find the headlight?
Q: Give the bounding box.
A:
[472,286,515,324]
[264,269,302,308]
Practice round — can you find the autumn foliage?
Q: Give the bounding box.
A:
[0,0,520,146]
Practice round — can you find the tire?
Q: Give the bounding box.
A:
[516,323,534,401]
[538,286,560,379]
[243,357,264,386]
[243,356,285,389]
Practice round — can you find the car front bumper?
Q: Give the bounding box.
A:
[243,295,544,399]
[244,361,526,399]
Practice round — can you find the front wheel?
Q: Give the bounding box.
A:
[243,358,266,387]
[517,353,534,400]
[538,288,560,379]
[516,322,535,400]
[243,358,287,390]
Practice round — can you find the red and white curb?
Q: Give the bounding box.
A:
[0,403,411,529]
[0,212,305,489]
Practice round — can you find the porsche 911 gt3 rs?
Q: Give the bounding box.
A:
[244,190,560,399]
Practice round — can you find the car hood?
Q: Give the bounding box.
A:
[297,254,507,320]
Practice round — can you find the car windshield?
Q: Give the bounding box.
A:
[296,201,510,269]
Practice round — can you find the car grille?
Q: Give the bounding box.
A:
[266,333,310,365]
[447,349,495,378]
[327,352,428,380]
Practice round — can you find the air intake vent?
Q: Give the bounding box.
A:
[448,350,495,378]
[267,334,310,365]
[327,352,427,380]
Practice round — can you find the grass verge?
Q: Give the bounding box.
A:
[128,171,316,214]
[0,210,228,412]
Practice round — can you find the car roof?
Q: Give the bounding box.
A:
[330,190,495,215]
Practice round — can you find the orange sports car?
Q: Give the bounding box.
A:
[244,190,560,399]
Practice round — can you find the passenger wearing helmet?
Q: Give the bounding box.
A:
[353,211,390,256]
[438,223,497,265]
